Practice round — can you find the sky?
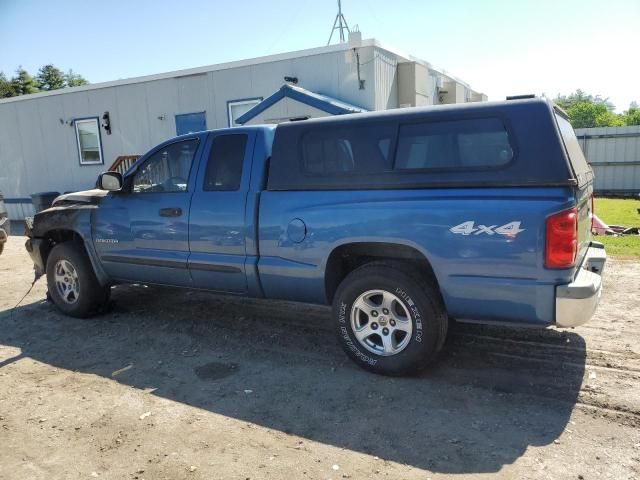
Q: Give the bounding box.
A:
[1,0,638,112]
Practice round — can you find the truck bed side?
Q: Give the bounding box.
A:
[257,186,577,325]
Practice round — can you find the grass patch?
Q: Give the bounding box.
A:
[595,197,640,226]
[594,197,640,258]
[596,235,640,258]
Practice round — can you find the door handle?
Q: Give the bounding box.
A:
[159,207,182,217]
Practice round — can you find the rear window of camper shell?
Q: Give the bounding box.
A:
[298,117,514,178]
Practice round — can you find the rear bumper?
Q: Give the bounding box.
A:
[555,242,606,328]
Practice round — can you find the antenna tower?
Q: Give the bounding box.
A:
[327,0,350,45]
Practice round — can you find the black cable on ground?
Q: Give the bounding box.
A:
[9,271,41,321]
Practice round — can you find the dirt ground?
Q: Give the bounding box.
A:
[0,235,639,480]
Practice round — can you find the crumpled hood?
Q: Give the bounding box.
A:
[52,189,110,206]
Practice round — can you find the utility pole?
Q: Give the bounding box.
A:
[327,0,350,45]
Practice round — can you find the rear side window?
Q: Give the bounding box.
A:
[302,132,354,175]
[394,118,513,170]
[300,124,395,176]
[203,134,247,191]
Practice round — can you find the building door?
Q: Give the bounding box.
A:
[175,112,207,136]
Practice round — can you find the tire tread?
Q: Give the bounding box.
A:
[46,241,109,318]
[332,260,448,375]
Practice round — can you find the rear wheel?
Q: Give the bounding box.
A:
[333,262,447,376]
[46,242,109,318]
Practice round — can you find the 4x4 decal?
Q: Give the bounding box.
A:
[450,221,525,237]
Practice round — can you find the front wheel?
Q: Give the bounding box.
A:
[332,262,447,376]
[46,242,110,318]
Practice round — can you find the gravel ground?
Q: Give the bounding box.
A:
[0,235,639,480]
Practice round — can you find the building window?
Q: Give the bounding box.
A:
[227,98,262,127]
[175,112,207,136]
[74,118,103,165]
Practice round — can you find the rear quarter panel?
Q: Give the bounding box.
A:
[258,187,577,325]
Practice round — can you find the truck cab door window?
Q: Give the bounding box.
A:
[132,139,198,193]
[203,134,247,191]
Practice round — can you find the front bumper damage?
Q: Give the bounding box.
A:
[25,237,48,279]
[555,242,607,328]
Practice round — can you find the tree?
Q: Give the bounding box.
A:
[65,69,88,87]
[0,65,89,97]
[0,72,16,98]
[554,89,615,112]
[564,101,624,128]
[553,90,627,128]
[553,93,640,128]
[622,104,640,126]
[36,64,66,90]
[10,67,39,95]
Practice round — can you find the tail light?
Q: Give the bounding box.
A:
[545,207,578,269]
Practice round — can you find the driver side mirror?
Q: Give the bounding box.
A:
[98,171,123,192]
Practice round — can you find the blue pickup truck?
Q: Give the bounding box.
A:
[25,98,606,375]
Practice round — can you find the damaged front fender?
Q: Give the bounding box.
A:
[26,204,110,286]
[25,237,48,279]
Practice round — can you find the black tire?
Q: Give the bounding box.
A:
[332,261,448,376]
[46,242,110,318]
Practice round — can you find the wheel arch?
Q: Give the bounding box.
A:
[324,240,441,304]
[30,207,110,286]
[33,228,82,269]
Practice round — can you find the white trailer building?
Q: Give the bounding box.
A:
[0,34,486,220]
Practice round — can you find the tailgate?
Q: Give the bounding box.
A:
[554,111,594,268]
